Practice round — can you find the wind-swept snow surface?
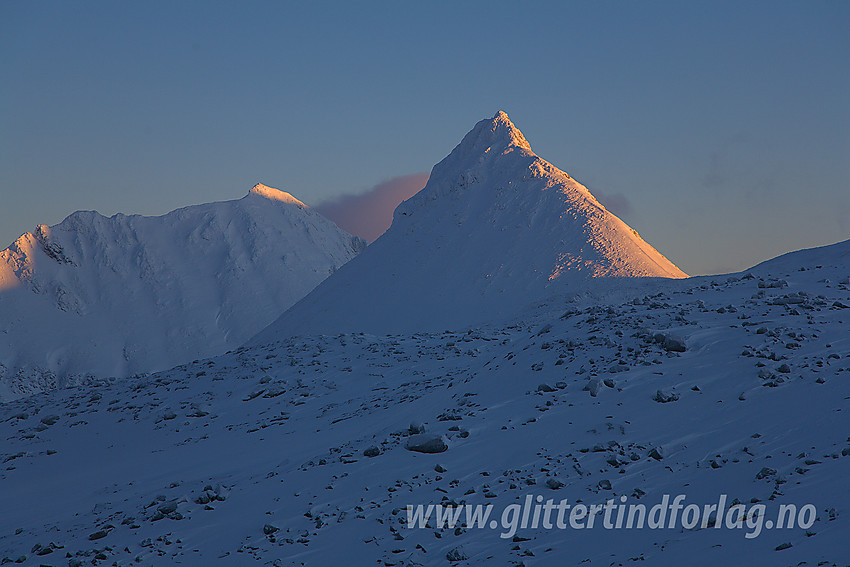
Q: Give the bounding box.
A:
[0,239,847,566]
[0,184,366,400]
[253,112,686,340]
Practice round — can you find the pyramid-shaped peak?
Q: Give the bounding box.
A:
[252,112,687,340]
[247,183,306,207]
[493,110,515,127]
[454,111,532,157]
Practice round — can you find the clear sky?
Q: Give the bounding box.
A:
[1,1,848,275]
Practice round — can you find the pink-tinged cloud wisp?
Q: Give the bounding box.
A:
[314,174,428,242]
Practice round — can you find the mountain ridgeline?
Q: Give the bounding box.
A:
[0,185,366,399]
[252,112,687,341]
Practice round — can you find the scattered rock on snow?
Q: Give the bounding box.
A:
[584,379,602,397]
[88,529,110,541]
[446,547,468,562]
[363,446,381,458]
[405,434,448,454]
[756,467,777,480]
[662,334,687,352]
[157,501,179,515]
[653,390,679,403]
[39,415,60,426]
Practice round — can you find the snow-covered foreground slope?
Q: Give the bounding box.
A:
[0,184,366,400]
[253,112,686,341]
[0,240,847,566]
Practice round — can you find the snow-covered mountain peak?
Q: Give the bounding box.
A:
[0,186,366,400]
[252,113,687,339]
[452,110,532,160]
[247,183,305,206]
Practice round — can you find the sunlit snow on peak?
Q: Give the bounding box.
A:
[247,183,306,207]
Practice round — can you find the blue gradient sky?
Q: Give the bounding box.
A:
[2,1,848,275]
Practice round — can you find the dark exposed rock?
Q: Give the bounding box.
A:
[756,467,777,480]
[405,434,447,454]
[363,446,381,458]
[40,415,60,426]
[662,334,687,352]
[653,390,679,403]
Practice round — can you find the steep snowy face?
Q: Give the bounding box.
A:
[0,184,366,400]
[252,112,687,340]
[392,111,686,280]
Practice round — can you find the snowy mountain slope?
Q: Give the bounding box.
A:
[0,239,846,566]
[0,184,366,400]
[749,238,850,274]
[252,112,686,341]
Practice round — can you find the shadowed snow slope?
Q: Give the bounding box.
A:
[0,184,366,400]
[252,112,686,341]
[749,238,850,274]
[0,237,847,566]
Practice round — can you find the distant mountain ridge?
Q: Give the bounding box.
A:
[0,184,366,400]
[252,112,687,341]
